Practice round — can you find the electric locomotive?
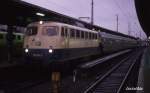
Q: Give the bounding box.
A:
[23,21,139,65]
[23,21,102,64]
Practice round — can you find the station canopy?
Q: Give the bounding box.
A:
[0,0,93,28]
[0,0,139,39]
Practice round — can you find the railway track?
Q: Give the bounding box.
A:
[0,49,143,93]
[0,66,51,93]
[60,49,134,93]
[84,50,142,93]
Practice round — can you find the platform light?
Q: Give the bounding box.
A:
[25,48,29,53]
[36,12,45,17]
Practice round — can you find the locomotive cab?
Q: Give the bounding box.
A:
[23,21,61,62]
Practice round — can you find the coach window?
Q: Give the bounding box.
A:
[85,32,88,39]
[70,29,75,38]
[93,33,95,39]
[96,34,98,39]
[76,30,80,38]
[0,34,4,39]
[87,32,89,39]
[85,32,87,39]
[91,33,93,39]
[64,28,68,37]
[89,33,92,39]
[90,33,92,39]
[81,31,84,39]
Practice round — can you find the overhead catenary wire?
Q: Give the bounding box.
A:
[113,0,142,37]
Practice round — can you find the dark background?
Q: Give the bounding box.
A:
[135,0,150,37]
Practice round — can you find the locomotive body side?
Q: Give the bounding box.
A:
[23,21,101,64]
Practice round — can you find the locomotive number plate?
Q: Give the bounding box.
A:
[33,53,43,57]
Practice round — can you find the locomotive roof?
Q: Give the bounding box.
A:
[29,21,137,40]
[28,21,98,33]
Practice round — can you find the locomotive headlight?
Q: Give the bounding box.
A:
[39,21,43,24]
[49,46,53,53]
[48,49,53,53]
[25,48,29,53]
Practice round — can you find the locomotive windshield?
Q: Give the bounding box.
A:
[42,26,58,36]
[26,27,37,36]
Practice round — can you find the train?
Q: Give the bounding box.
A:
[23,21,138,65]
[0,30,24,61]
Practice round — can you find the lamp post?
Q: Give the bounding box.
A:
[91,0,94,25]
[116,14,119,32]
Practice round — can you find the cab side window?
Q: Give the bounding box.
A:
[81,31,84,39]
[65,28,68,37]
[70,29,75,38]
[61,27,65,36]
[61,27,68,37]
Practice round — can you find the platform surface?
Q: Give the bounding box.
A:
[144,47,150,93]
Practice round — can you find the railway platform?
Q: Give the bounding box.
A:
[0,60,18,68]
[0,58,23,68]
[142,47,150,93]
[135,47,150,93]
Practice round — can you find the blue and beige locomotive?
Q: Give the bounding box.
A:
[23,21,101,64]
[23,21,138,64]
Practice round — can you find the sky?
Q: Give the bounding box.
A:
[23,0,147,39]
